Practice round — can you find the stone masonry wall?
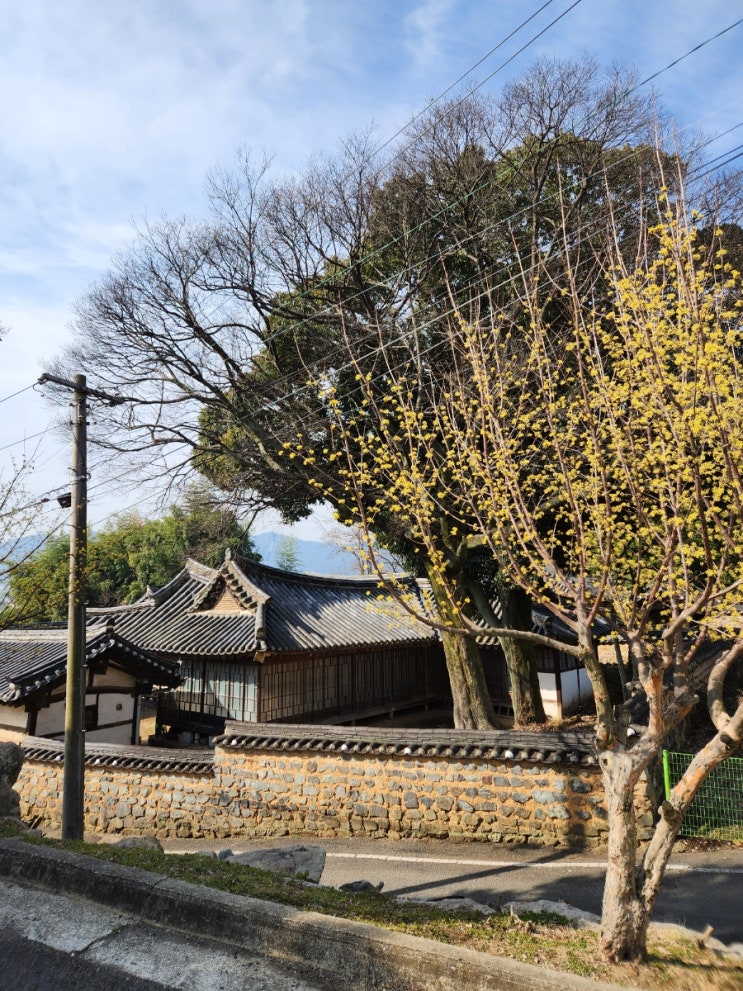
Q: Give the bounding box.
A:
[212,749,614,846]
[19,760,219,838]
[14,730,657,847]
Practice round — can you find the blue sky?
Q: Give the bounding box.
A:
[1,0,742,538]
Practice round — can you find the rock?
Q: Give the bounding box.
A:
[227,844,326,883]
[339,880,384,894]
[503,899,599,927]
[0,742,23,820]
[112,836,164,852]
[216,848,234,860]
[398,895,495,915]
[0,816,40,837]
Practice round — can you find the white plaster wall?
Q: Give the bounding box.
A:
[94,667,136,688]
[0,705,29,731]
[537,672,560,718]
[85,722,132,745]
[35,699,66,737]
[0,705,27,743]
[98,693,134,725]
[34,689,137,741]
[559,667,593,717]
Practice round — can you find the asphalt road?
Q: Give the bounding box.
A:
[160,834,743,947]
[0,879,336,991]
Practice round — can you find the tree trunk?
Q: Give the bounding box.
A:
[427,568,499,730]
[598,749,650,963]
[497,584,546,725]
[440,626,499,729]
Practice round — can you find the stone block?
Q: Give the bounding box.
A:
[533,790,558,804]
[569,777,592,794]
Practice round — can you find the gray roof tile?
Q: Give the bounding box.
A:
[88,556,438,659]
[0,627,180,703]
[217,721,599,765]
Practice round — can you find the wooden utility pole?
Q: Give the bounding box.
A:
[38,372,123,840]
[62,374,87,839]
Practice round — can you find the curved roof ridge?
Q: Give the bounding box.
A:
[137,562,213,606]
[0,627,68,642]
[224,556,271,605]
[89,562,216,619]
[229,552,414,590]
[184,558,219,582]
[189,555,270,613]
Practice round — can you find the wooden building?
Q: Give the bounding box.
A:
[480,605,595,720]
[89,553,448,739]
[0,625,180,745]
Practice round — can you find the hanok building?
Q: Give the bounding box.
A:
[0,624,181,745]
[479,605,595,720]
[88,553,449,740]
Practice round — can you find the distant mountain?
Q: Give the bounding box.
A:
[252,532,362,575]
[0,531,371,583]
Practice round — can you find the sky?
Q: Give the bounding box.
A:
[1,0,741,542]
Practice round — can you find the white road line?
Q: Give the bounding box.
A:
[326,852,743,874]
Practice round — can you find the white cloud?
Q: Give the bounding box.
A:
[403,0,457,75]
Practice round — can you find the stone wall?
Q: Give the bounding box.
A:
[213,749,614,846]
[15,726,657,847]
[20,761,219,838]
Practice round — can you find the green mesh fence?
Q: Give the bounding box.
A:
[663,750,743,841]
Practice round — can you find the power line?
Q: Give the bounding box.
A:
[42,18,743,517]
[635,17,743,92]
[0,382,36,405]
[0,426,55,454]
[364,0,574,172]
[141,19,743,392]
[72,124,743,506]
[258,15,743,355]
[185,122,743,418]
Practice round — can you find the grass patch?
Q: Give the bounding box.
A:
[1,821,741,991]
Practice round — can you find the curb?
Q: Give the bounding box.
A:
[0,837,636,991]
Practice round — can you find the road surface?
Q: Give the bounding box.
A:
[162,834,743,947]
[0,879,336,991]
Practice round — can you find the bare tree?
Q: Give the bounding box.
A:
[56,58,732,729]
[318,521,405,575]
[0,448,65,621]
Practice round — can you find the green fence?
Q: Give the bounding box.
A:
[662,750,743,841]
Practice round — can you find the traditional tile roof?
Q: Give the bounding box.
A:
[20,723,598,769]
[87,553,439,660]
[217,721,599,766]
[20,736,214,774]
[0,626,180,704]
[18,722,598,774]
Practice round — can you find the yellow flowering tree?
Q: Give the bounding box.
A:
[299,195,743,962]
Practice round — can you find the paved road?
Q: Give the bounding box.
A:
[0,879,335,991]
[160,835,743,947]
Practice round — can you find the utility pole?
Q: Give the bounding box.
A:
[63,374,87,839]
[38,373,123,840]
